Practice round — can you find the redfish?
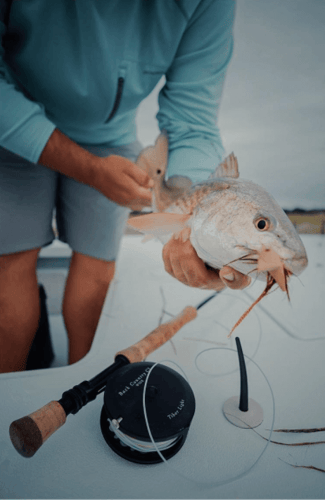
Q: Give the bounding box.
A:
[128,133,308,335]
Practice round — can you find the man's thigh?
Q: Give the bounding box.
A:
[56,140,143,261]
[0,147,57,255]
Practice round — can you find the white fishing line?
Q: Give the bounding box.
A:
[143,356,275,489]
[244,290,325,341]
[107,420,178,453]
[192,292,263,377]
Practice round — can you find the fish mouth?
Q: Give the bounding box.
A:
[198,239,306,296]
[226,247,293,338]
[282,255,308,277]
[229,245,294,293]
[205,249,291,294]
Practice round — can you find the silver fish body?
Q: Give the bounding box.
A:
[131,133,308,285]
[169,178,307,281]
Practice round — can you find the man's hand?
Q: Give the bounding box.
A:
[162,234,251,291]
[97,155,153,210]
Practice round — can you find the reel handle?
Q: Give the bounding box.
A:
[9,401,66,458]
[115,306,197,363]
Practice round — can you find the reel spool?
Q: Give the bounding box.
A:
[100,362,196,464]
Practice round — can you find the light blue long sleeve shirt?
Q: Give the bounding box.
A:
[0,0,235,182]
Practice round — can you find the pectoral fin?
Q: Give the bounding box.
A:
[127,213,191,237]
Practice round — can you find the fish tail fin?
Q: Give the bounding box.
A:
[136,131,168,181]
[136,131,192,212]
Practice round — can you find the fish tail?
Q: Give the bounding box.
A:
[135,131,168,180]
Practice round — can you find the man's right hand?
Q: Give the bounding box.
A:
[96,155,153,210]
[38,128,153,210]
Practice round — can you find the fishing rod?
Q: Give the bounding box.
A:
[9,293,218,459]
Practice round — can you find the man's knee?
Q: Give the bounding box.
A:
[0,248,41,305]
[0,247,40,276]
[0,248,41,354]
[69,252,116,287]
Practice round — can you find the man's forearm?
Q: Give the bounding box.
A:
[38,128,153,209]
[38,128,100,188]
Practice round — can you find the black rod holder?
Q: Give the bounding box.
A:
[223,337,263,429]
[235,337,248,412]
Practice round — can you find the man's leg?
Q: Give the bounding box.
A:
[58,141,142,365]
[62,251,115,365]
[0,248,41,373]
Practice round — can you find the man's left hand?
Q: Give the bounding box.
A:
[162,234,251,291]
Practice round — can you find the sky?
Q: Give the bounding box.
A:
[135,0,325,210]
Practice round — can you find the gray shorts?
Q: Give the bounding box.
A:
[0,140,142,261]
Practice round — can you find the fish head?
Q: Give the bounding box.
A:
[190,179,308,288]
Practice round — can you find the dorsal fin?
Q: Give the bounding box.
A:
[209,153,239,179]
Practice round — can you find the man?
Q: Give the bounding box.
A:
[0,0,249,373]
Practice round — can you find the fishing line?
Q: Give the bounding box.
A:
[189,292,263,378]
[107,420,178,452]
[142,356,275,489]
[243,290,325,341]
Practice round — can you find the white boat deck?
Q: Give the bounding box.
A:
[0,234,324,499]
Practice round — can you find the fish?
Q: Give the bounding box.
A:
[128,132,308,335]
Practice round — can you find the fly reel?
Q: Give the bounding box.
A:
[100,362,196,464]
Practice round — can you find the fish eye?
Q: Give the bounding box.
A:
[255,217,270,231]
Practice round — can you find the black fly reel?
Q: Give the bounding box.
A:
[100,362,196,464]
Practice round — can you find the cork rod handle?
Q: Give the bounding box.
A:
[9,401,66,458]
[115,306,197,363]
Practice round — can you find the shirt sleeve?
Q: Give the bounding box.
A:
[156,0,236,183]
[0,1,56,163]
